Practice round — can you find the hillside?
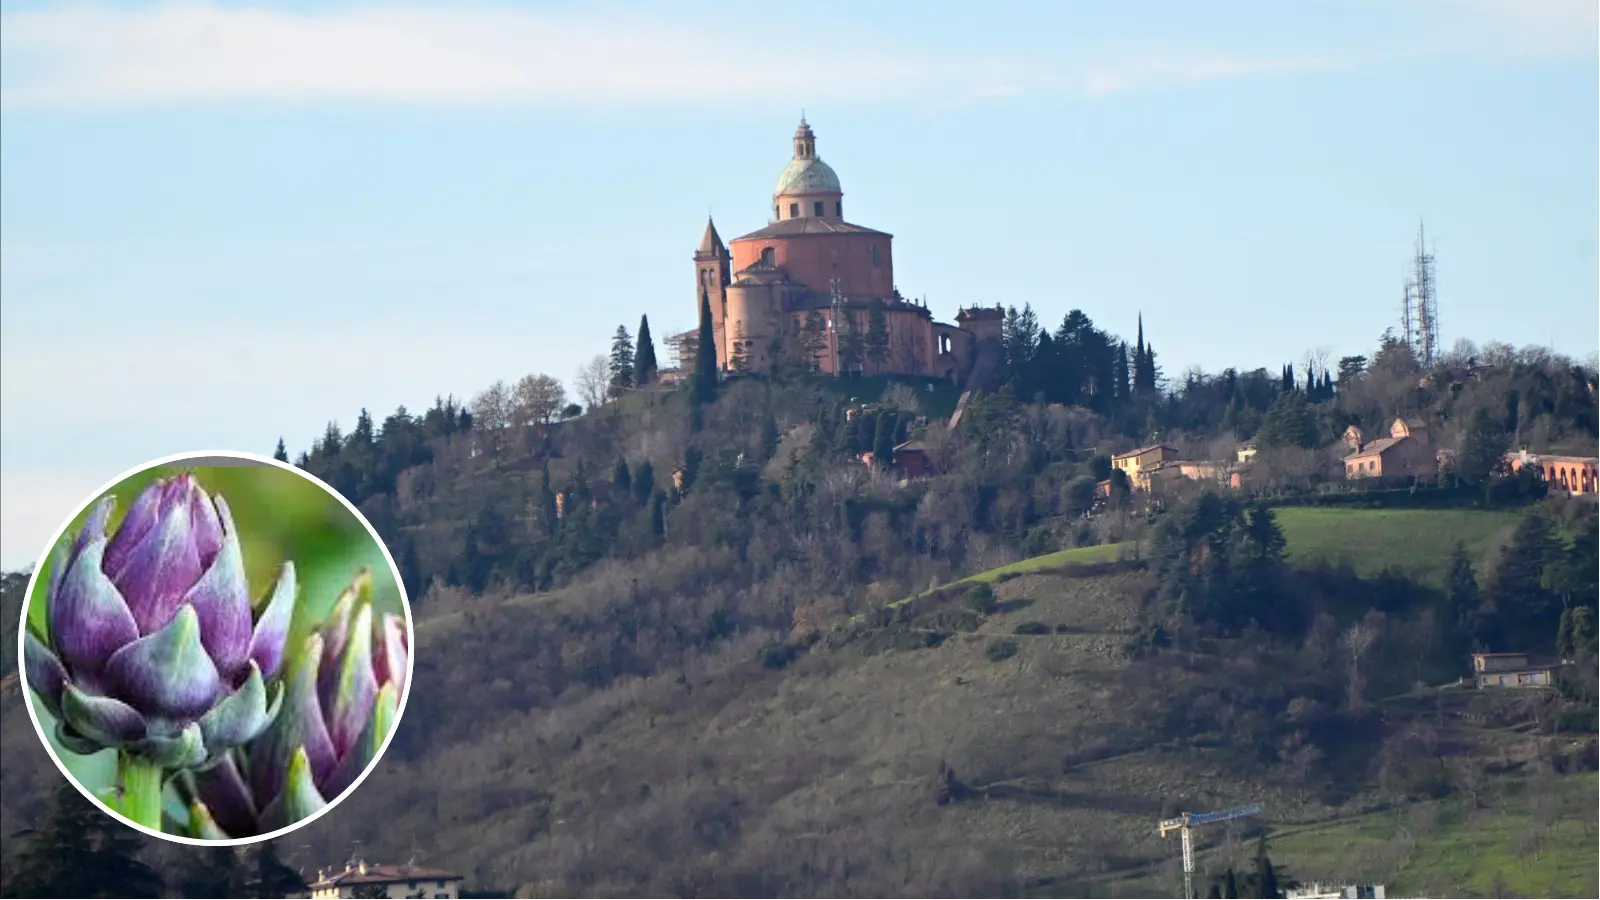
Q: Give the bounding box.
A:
[308,553,1595,897]
[3,332,1596,898]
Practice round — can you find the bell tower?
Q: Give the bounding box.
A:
[694,215,731,351]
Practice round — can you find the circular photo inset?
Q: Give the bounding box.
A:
[17,451,412,844]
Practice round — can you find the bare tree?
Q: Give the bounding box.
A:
[513,373,567,428]
[472,379,513,431]
[576,354,609,411]
[1343,615,1381,711]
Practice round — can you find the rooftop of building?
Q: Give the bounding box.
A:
[733,217,891,241]
[311,861,462,888]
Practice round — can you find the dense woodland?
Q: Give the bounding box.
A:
[2,305,1597,897]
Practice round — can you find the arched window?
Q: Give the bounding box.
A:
[761,247,775,266]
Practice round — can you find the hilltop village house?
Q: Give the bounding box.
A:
[306,860,464,899]
[1094,442,1247,499]
[1342,417,1438,482]
[681,118,1000,383]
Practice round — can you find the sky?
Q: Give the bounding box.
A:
[1,0,1596,569]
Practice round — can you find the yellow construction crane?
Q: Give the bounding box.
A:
[1158,804,1263,900]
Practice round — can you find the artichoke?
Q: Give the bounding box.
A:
[180,570,408,839]
[22,473,295,827]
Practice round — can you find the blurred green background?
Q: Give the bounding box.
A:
[21,462,407,822]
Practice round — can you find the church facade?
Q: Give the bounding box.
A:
[689,118,999,382]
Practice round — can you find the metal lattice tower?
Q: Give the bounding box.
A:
[1157,804,1263,900]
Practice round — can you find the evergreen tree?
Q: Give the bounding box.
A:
[242,842,307,898]
[608,325,636,398]
[1281,363,1295,394]
[272,438,289,462]
[634,314,658,386]
[174,847,247,899]
[872,411,897,470]
[1445,539,1480,641]
[649,490,667,539]
[800,310,828,372]
[538,464,558,530]
[691,291,719,405]
[1113,340,1130,402]
[1458,407,1510,489]
[612,457,632,494]
[864,299,890,373]
[1223,868,1239,899]
[1481,512,1562,650]
[1256,391,1318,449]
[2,782,163,898]
[398,537,424,602]
[632,459,655,506]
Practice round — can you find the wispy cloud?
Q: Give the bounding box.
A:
[5,1,1583,111]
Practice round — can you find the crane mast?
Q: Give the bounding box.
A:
[1157,804,1263,900]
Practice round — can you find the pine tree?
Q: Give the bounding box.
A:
[634,314,658,386]
[272,438,289,462]
[691,290,719,405]
[612,457,632,493]
[608,325,636,398]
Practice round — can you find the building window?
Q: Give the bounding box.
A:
[813,201,824,216]
[789,202,799,218]
[836,201,843,216]
[761,247,775,265]
[774,204,780,219]
[872,245,880,267]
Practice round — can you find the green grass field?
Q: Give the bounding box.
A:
[1075,773,1598,899]
[1273,508,1520,586]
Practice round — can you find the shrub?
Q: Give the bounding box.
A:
[986,638,1020,662]
[964,584,997,614]
[1014,621,1050,635]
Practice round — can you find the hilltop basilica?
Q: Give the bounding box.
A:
[686,117,999,384]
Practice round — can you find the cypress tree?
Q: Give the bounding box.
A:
[612,457,632,493]
[272,438,289,462]
[1113,340,1130,402]
[635,314,658,386]
[632,459,655,506]
[872,411,897,470]
[650,490,667,539]
[691,290,719,405]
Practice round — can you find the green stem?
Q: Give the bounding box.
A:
[116,752,165,830]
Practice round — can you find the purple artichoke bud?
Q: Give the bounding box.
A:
[182,570,406,838]
[23,474,295,771]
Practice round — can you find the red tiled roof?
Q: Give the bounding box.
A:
[314,863,463,887]
[1112,443,1176,460]
[1344,436,1403,459]
[732,218,892,241]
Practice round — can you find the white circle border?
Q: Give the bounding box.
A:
[15,448,416,847]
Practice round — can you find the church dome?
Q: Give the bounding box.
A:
[774,156,841,197]
[773,116,841,199]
